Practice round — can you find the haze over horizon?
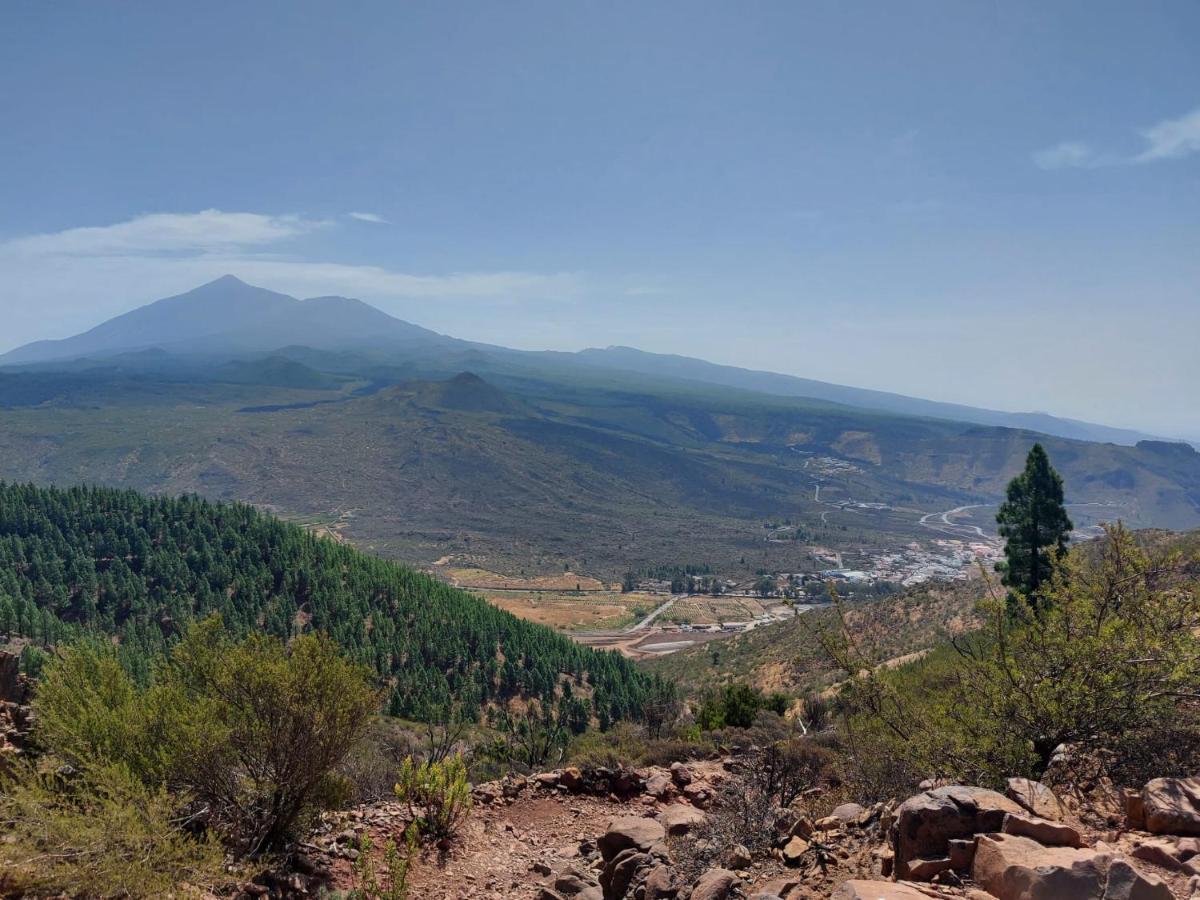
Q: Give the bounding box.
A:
[3,2,1198,439]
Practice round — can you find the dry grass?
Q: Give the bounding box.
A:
[481,590,654,631]
[445,568,608,591]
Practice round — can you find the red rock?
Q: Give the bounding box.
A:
[644,771,674,800]
[1000,811,1083,847]
[891,785,1024,880]
[669,762,693,786]
[831,880,938,899]
[1143,777,1200,836]
[1104,858,1173,900]
[831,802,867,823]
[781,836,809,865]
[690,868,739,900]
[973,833,1106,899]
[658,803,706,836]
[1005,777,1069,821]
[789,815,814,839]
[597,816,666,861]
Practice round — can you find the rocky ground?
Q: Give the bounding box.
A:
[258,746,1200,899]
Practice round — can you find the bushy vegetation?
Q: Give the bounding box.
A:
[823,523,1200,790]
[351,828,418,900]
[695,682,791,730]
[31,616,380,855]
[0,482,662,724]
[568,721,716,769]
[394,753,473,842]
[0,762,225,898]
[0,612,381,900]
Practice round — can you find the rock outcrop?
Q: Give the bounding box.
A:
[890,785,1024,879]
[973,832,1171,900]
[1144,778,1200,837]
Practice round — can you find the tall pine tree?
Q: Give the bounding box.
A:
[995,443,1072,609]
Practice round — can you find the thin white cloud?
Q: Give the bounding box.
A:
[347,211,390,224]
[1135,106,1200,163]
[1034,104,1200,169]
[1033,141,1101,170]
[5,209,327,257]
[0,210,582,350]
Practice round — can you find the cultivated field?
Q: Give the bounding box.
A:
[477,589,658,632]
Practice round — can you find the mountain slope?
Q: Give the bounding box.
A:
[0,276,453,364]
[0,482,656,722]
[0,370,1196,579]
[569,345,1168,446]
[1,277,1175,448]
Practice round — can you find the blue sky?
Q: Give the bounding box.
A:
[2,1,1197,438]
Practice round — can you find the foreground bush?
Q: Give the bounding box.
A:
[823,524,1200,789]
[395,753,472,841]
[567,721,716,769]
[351,827,418,900]
[0,763,225,898]
[32,615,380,855]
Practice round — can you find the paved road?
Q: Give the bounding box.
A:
[626,595,681,633]
[918,504,993,539]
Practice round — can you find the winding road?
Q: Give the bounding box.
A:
[918,504,994,539]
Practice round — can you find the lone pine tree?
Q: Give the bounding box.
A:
[995,443,1073,608]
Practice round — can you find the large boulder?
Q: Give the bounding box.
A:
[642,864,676,898]
[780,835,809,865]
[891,785,1024,879]
[1143,777,1200,836]
[658,803,706,836]
[830,802,867,824]
[1006,777,1069,821]
[555,867,602,896]
[645,770,675,800]
[598,816,666,861]
[973,833,1171,900]
[1001,811,1083,847]
[1131,836,1200,873]
[831,881,937,899]
[973,833,1107,899]
[683,781,714,808]
[689,868,739,900]
[600,848,650,900]
[1104,858,1174,900]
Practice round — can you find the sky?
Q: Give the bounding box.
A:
[2,1,1198,439]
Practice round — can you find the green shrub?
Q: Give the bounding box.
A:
[351,827,418,900]
[32,615,380,856]
[0,762,225,898]
[696,682,768,731]
[567,722,715,768]
[821,524,1200,789]
[395,753,472,842]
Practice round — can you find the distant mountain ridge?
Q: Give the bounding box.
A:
[567,346,1167,447]
[0,275,1179,447]
[0,275,452,364]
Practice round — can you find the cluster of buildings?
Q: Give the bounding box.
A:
[850,539,1002,586]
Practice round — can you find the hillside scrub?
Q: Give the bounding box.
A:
[821,523,1200,790]
[0,481,659,726]
[28,615,379,858]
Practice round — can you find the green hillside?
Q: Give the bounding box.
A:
[1,367,1197,579]
[0,482,656,723]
